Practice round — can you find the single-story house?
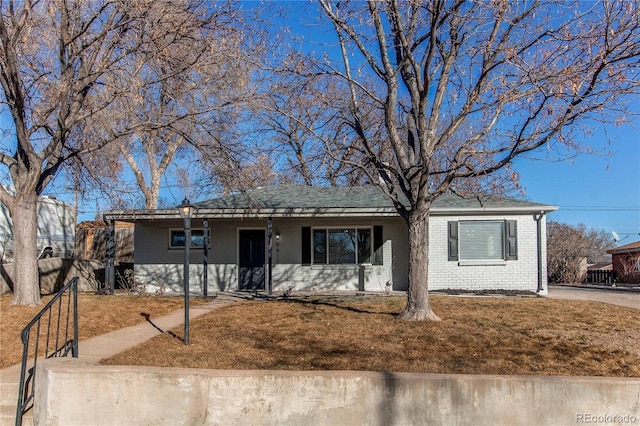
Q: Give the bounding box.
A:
[607,240,640,284]
[102,185,557,295]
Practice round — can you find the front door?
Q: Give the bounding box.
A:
[239,229,265,290]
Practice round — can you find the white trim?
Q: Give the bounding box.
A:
[458,260,507,266]
[432,206,558,215]
[104,204,559,221]
[458,220,506,261]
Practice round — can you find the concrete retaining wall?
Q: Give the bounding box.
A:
[36,359,640,426]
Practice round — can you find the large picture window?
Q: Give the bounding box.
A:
[459,221,504,260]
[448,220,517,261]
[312,228,371,264]
[170,229,207,249]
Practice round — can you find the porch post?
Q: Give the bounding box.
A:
[104,217,115,295]
[203,218,209,297]
[267,217,273,295]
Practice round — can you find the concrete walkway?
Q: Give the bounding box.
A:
[547,284,640,310]
[0,293,246,426]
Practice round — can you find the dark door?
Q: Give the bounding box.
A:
[239,229,265,290]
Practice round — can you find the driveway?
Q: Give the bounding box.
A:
[546,285,640,310]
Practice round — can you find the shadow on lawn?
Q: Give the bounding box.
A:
[278,296,397,317]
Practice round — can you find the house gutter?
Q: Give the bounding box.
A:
[101,205,560,221]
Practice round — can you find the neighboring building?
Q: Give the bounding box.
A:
[0,196,75,262]
[103,185,557,295]
[587,262,613,271]
[607,240,640,284]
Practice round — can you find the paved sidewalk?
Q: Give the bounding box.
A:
[0,293,245,426]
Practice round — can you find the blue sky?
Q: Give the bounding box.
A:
[2,1,639,246]
[16,110,635,241]
[515,122,640,243]
[262,1,640,245]
[49,124,638,240]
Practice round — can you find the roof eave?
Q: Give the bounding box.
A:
[103,203,558,221]
[606,248,640,255]
[430,205,559,215]
[103,207,401,221]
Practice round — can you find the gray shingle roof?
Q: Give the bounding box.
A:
[195,185,555,212]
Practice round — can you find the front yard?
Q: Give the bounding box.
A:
[101,294,640,377]
[2,292,638,376]
[0,293,208,369]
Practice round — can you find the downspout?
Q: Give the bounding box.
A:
[534,211,545,293]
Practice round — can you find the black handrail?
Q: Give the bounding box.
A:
[15,277,78,426]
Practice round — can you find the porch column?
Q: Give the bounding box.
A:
[268,217,273,295]
[103,217,115,295]
[203,219,209,297]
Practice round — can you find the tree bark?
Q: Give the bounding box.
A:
[11,193,40,305]
[397,204,441,321]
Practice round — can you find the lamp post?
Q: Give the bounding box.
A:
[177,198,195,345]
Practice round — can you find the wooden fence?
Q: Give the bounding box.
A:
[585,270,617,285]
[75,221,134,262]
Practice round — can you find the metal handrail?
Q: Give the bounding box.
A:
[15,277,78,426]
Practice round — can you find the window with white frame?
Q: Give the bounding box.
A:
[448,220,517,261]
[459,221,504,260]
[169,229,207,249]
[312,228,372,264]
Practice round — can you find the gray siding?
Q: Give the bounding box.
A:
[132,213,545,295]
[134,217,406,294]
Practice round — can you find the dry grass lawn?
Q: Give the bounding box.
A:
[103,294,640,377]
[0,293,208,369]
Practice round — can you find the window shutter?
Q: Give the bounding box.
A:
[448,221,458,261]
[301,227,311,265]
[373,226,383,265]
[505,220,518,260]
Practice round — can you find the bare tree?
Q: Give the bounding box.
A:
[547,222,612,284]
[301,0,640,320]
[0,0,227,305]
[77,1,258,209]
[254,71,369,187]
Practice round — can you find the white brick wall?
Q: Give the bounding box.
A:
[427,214,545,292]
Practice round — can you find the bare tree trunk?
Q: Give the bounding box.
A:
[146,171,161,209]
[397,204,440,321]
[11,193,40,305]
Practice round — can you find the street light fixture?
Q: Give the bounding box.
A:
[177,198,195,345]
[178,198,195,220]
